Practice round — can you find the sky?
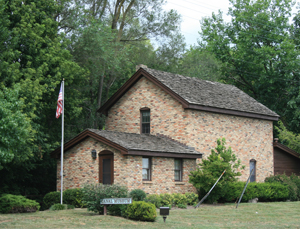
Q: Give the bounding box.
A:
[163,0,232,47]
[163,0,299,47]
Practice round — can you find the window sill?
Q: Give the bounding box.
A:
[143,181,153,184]
[175,182,185,185]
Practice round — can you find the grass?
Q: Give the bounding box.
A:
[0,202,300,228]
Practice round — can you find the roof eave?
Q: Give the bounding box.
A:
[187,104,279,121]
[274,142,300,158]
[126,150,202,159]
[50,129,128,159]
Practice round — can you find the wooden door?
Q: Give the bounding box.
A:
[99,153,114,184]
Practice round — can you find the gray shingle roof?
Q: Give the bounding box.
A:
[144,68,279,117]
[88,129,201,155]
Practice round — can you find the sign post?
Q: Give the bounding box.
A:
[100,198,132,215]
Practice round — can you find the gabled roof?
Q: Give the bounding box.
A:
[98,67,279,121]
[274,141,300,158]
[51,129,202,159]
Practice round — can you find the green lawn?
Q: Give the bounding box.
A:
[0,202,299,228]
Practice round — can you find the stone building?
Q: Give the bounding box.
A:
[51,66,280,194]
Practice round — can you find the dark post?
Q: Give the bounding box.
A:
[195,170,226,208]
[236,168,254,209]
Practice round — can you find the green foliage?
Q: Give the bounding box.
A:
[172,193,187,206]
[275,121,300,154]
[0,194,40,213]
[177,47,222,81]
[43,191,60,209]
[0,85,33,169]
[159,193,174,206]
[144,194,162,208]
[176,203,187,209]
[220,181,289,203]
[189,138,244,203]
[49,203,75,211]
[265,174,299,201]
[50,203,65,211]
[290,174,300,198]
[185,192,199,205]
[199,0,300,134]
[129,189,147,201]
[0,0,85,195]
[81,184,128,215]
[124,201,157,222]
[63,188,84,208]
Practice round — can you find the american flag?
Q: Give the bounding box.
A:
[56,83,63,118]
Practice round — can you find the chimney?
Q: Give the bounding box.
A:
[136,64,148,72]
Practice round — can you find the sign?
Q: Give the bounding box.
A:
[100,198,132,205]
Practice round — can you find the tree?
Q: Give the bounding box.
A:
[0,85,33,169]
[189,138,244,203]
[177,46,222,81]
[199,0,300,134]
[275,121,300,154]
[0,0,86,194]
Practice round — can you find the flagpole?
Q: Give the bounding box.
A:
[60,79,64,204]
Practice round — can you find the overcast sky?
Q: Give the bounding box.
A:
[163,0,299,47]
[163,0,232,47]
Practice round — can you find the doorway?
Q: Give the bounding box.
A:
[99,151,114,184]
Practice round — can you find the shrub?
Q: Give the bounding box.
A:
[290,174,300,199]
[0,194,40,213]
[129,189,146,201]
[172,193,187,206]
[144,194,162,208]
[63,188,84,208]
[177,203,187,209]
[185,192,198,205]
[49,203,65,211]
[220,181,289,203]
[82,183,128,215]
[265,174,298,201]
[160,193,173,206]
[43,191,60,209]
[189,138,244,203]
[49,204,75,211]
[124,201,157,221]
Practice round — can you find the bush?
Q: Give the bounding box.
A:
[185,192,198,205]
[265,174,298,201]
[49,204,75,211]
[49,203,65,211]
[0,194,40,213]
[189,138,244,203]
[160,193,173,206]
[124,201,157,221]
[129,189,146,201]
[43,191,60,209]
[63,188,84,208]
[177,203,187,209]
[172,193,187,206]
[220,181,289,203]
[144,194,162,208]
[290,174,300,199]
[82,183,128,215]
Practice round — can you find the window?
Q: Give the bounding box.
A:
[142,157,151,180]
[141,108,150,134]
[250,159,256,182]
[174,159,182,181]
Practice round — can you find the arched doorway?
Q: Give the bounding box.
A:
[99,150,114,184]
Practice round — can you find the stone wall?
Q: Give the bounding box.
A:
[105,77,274,182]
[57,137,196,194]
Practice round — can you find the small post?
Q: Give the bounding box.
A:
[103,205,107,215]
[195,170,226,208]
[236,168,254,209]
